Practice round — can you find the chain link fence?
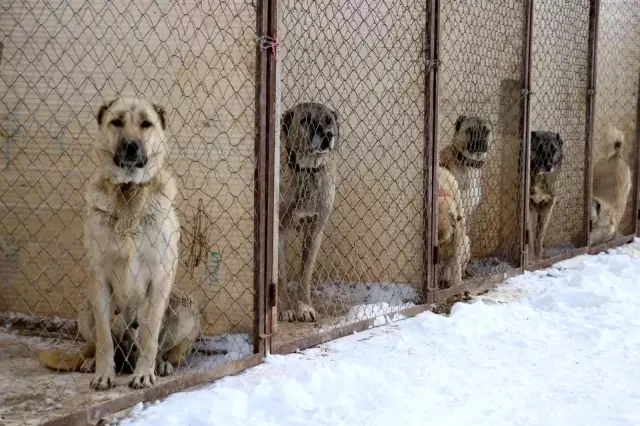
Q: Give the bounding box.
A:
[434,0,528,299]
[0,0,263,423]
[273,0,430,352]
[527,0,592,265]
[590,0,640,250]
[0,0,638,423]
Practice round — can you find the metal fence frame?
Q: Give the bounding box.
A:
[1,0,638,424]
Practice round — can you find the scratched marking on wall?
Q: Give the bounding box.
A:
[209,251,221,286]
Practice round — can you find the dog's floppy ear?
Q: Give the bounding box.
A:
[454,115,466,132]
[153,104,167,130]
[281,109,295,136]
[330,109,340,125]
[331,108,341,148]
[96,98,117,126]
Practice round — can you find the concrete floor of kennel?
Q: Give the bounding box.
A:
[0,324,252,426]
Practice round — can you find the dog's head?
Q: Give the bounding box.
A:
[281,102,340,170]
[94,96,168,184]
[452,115,492,161]
[531,131,564,175]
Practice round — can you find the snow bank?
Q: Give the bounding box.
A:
[120,239,640,426]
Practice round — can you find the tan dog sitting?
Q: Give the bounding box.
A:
[437,166,471,288]
[591,129,632,246]
[82,96,181,390]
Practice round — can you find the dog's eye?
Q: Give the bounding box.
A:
[110,119,123,127]
[140,120,153,129]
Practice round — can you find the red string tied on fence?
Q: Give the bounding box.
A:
[257,36,283,63]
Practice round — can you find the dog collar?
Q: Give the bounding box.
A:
[286,150,326,174]
[454,150,485,169]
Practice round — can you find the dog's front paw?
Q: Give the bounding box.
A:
[80,357,96,374]
[90,370,116,391]
[129,371,157,389]
[278,308,297,322]
[438,278,451,289]
[156,360,174,377]
[295,303,318,322]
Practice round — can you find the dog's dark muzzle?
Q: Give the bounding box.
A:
[319,131,333,151]
[467,138,488,154]
[113,139,147,169]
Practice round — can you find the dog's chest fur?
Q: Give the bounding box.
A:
[85,171,179,305]
[281,163,336,220]
[445,162,483,218]
[530,173,555,207]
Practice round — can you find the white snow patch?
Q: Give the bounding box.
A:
[119,238,640,426]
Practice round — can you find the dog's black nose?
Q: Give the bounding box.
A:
[115,139,146,168]
[124,140,141,159]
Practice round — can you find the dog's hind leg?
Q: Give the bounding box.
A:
[450,213,466,287]
[297,216,327,322]
[527,209,537,260]
[155,293,200,376]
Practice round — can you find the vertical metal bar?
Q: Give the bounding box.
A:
[636,71,640,237]
[264,0,279,350]
[520,0,534,268]
[253,0,269,356]
[423,0,440,304]
[584,0,600,249]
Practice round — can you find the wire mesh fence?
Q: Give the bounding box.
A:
[590,0,640,250]
[273,0,430,352]
[527,0,592,265]
[0,0,638,423]
[0,0,263,423]
[434,0,528,297]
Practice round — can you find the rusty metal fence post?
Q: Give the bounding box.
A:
[520,0,535,269]
[423,0,440,304]
[584,0,600,252]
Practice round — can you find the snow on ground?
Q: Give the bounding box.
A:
[120,240,640,426]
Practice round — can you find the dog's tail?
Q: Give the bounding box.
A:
[38,344,95,373]
[610,127,624,158]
